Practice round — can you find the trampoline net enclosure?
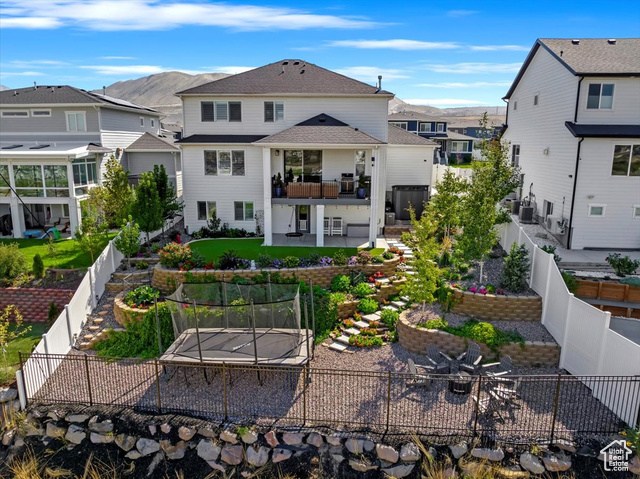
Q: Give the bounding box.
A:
[163,282,312,365]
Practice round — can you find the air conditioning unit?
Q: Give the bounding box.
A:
[512,199,522,215]
[519,205,535,223]
[548,216,566,235]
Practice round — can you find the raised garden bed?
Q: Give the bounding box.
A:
[113,293,148,326]
[574,278,640,318]
[450,287,542,322]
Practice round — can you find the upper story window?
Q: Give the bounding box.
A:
[204,150,245,176]
[1,110,29,118]
[31,109,51,117]
[72,158,97,195]
[611,144,640,176]
[66,111,87,132]
[139,117,145,127]
[389,122,407,130]
[419,123,433,132]
[512,144,521,167]
[150,119,155,128]
[437,123,445,132]
[201,101,242,122]
[264,101,284,122]
[587,83,614,109]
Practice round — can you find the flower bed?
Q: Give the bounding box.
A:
[450,287,542,322]
[113,293,148,326]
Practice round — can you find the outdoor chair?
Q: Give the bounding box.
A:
[482,355,512,378]
[472,391,505,422]
[490,377,521,405]
[458,343,483,374]
[426,344,452,374]
[406,358,432,388]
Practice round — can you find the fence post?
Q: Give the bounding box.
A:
[541,253,553,325]
[550,374,563,442]
[16,370,27,410]
[42,334,51,377]
[154,359,162,413]
[385,371,392,433]
[88,267,96,309]
[64,305,73,346]
[302,365,307,425]
[84,355,93,406]
[222,362,228,420]
[472,375,482,437]
[559,294,574,369]
[529,245,537,288]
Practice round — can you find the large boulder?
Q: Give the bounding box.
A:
[115,434,137,452]
[221,445,243,465]
[400,442,421,462]
[520,453,545,474]
[246,446,270,467]
[381,464,414,478]
[376,444,399,463]
[46,422,67,439]
[137,438,161,457]
[65,424,86,445]
[197,439,221,462]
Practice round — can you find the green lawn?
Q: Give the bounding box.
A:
[1,322,47,385]
[189,238,360,262]
[0,234,115,269]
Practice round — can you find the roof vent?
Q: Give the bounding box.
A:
[293,61,300,65]
[2,145,23,150]
[282,61,289,65]
[33,81,37,90]
[571,39,580,45]
[300,69,305,74]
[51,87,54,92]
[29,144,50,150]
[608,39,617,44]
[318,117,326,123]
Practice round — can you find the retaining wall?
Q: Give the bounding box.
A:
[397,311,560,367]
[152,257,401,295]
[0,288,74,322]
[451,289,542,321]
[113,294,147,326]
[336,280,405,318]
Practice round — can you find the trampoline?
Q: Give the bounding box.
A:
[163,281,313,366]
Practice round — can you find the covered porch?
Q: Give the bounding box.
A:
[272,233,388,249]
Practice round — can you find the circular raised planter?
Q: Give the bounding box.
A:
[113,293,152,326]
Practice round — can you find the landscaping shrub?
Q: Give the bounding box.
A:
[47,301,59,325]
[256,253,274,269]
[561,272,578,293]
[150,242,162,254]
[158,242,192,268]
[113,216,141,263]
[417,317,448,330]
[500,243,530,293]
[0,243,28,281]
[135,260,149,270]
[445,319,525,352]
[307,252,322,265]
[540,245,562,264]
[95,303,174,358]
[333,249,348,266]
[382,250,394,260]
[32,253,44,279]
[379,309,399,330]
[357,298,378,314]
[124,285,160,309]
[283,256,300,268]
[348,335,383,347]
[457,263,470,273]
[355,250,372,265]
[606,253,640,277]
[621,277,640,287]
[435,282,460,313]
[218,250,249,270]
[353,282,374,298]
[298,282,338,343]
[328,292,346,304]
[331,274,351,293]
[372,255,384,264]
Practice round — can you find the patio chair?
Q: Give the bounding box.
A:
[490,377,521,404]
[406,358,432,388]
[426,344,452,374]
[458,343,483,374]
[472,391,505,422]
[481,355,512,378]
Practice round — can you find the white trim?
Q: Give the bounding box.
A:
[1,110,30,118]
[436,123,445,132]
[588,203,607,218]
[30,108,52,117]
[633,204,640,219]
[203,149,246,176]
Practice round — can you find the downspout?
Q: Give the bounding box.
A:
[566,77,584,249]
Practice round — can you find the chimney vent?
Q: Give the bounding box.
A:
[571,39,580,45]
[103,85,106,95]
[608,39,617,44]
[33,81,37,90]
[377,75,382,90]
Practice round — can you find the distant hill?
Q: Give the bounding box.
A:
[98,72,505,126]
[0,85,8,91]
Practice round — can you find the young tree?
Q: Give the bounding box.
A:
[430,169,468,239]
[501,243,531,293]
[0,305,31,383]
[75,202,108,263]
[152,164,183,238]
[89,156,135,228]
[133,172,164,245]
[113,215,141,269]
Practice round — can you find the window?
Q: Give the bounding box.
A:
[201,101,242,122]
[451,141,470,153]
[419,123,433,132]
[66,112,86,131]
[264,101,284,122]
[512,144,521,167]
[150,119,155,128]
[234,201,254,221]
[513,100,518,111]
[284,150,322,183]
[12,165,43,197]
[139,117,145,127]
[437,123,445,132]
[0,165,10,196]
[1,110,29,118]
[197,201,217,221]
[355,150,366,177]
[588,204,606,217]
[43,165,69,197]
[389,122,407,130]
[72,158,97,195]
[633,205,640,219]
[611,145,640,176]
[62,204,70,217]
[31,109,51,117]
[534,94,539,106]
[204,150,245,176]
[587,83,614,109]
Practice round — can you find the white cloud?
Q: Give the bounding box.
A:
[0,1,377,31]
[470,45,530,52]
[79,64,206,76]
[100,56,137,60]
[405,98,489,106]
[424,63,522,74]
[416,81,513,88]
[447,10,478,17]
[0,71,44,76]
[335,66,409,81]
[328,39,459,50]
[202,66,255,75]
[5,60,68,68]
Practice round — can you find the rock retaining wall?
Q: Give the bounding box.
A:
[0,287,74,322]
[451,289,542,322]
[113,294,148,326]
[152,257,401,295]
[336,280,405,318]
[397,312,560,367]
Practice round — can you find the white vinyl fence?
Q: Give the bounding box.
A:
[498,221,640,426]
[431,164,473,189]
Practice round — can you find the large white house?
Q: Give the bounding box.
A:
[0,85,176,238]
[502,38,640,250]
[176,60,437,247]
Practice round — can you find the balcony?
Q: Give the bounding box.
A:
[272,179,371,205]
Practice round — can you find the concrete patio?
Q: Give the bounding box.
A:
[271,234,388,249]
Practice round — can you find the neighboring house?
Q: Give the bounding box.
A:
[388,111,475,164]
[448,124,502,159]
[176,60,437,247]
[0,85,163,238]
[502,38,640,250]
[125,132,182,196]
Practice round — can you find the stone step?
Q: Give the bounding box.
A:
[93,318,104,325]
[329,342,348,352]
[344,328,361,336]
[391,300,407,309]
[354,321,369,329]
[88,326,100,332]
[405,271,417,275]
[83,334,94,341]
[403,254,414,259]
[377,277,390,284]
[362,312,381,322]
[79,342,92,350]
[382,305,398,311]
[336,335,350,345]
[111,270,151,281]
[401,296,410,301]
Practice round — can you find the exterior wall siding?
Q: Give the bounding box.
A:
[100,108,160,135]
[386,145,434,190]
[577,76,640,125]
[126,151,177,177]
[0,107,99,133]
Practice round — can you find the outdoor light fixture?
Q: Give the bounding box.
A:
[275,149,280,156]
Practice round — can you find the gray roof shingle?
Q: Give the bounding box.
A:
[176,60,394,96]
[126,132,179,151]
[388,125,438,146]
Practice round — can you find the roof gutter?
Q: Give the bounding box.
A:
[566,76,584,249]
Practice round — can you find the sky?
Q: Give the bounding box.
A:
[1,0,639,107]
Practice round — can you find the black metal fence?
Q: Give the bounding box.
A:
[20,352,640,444]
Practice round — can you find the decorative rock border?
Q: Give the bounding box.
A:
[113,293,150,326]
[152,257,401,295]
[451,289,542,322]
[397,311,560,366]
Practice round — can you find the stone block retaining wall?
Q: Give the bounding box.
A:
[113,294,147,326]
[397,312,559,367]
[336,281,405,319]
[451,290,542,322]
[152,257,400,295]
[0,288,74,322]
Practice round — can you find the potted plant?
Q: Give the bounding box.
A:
[273,173,284,198]
[357,174,367,199]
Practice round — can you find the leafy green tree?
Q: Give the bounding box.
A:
[75,202,108,263]
[114,215,141,269]
[133,172,164,245]
[430,168,468,239]
[501,243,531,292]
[32,253,44,279]
[88,156,135,228]
[152,164,183,238]
[0,305,30,383]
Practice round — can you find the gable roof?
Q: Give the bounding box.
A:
[388,111,442,122]
[0,85,160,114]
[126,132,179,151]
[254,113,384,145]
[176,60,394,96]
[388,125,438,146]
[504,38,640,99]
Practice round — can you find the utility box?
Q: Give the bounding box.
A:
[392,185,429,220]
[385,212,396,225]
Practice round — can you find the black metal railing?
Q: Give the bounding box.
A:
[19,352,638,443]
